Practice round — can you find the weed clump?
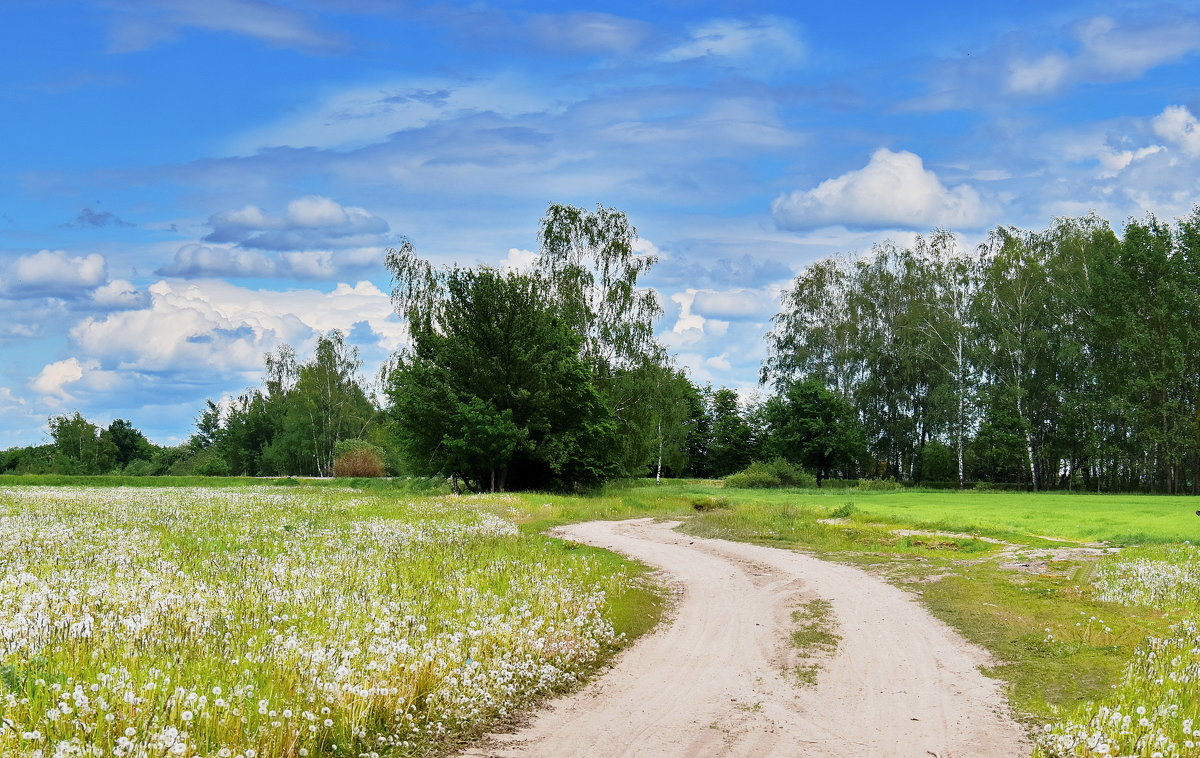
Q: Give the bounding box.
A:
[855,477,903,491]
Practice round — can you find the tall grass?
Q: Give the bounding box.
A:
[1037,546,1200,757]
[0,487,634,757]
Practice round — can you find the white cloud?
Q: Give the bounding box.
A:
[68,279,405,375]
[528,12,650,55]
[1075,15,1200,79]
[705,353,732,372]
[159,237,385,281]
[229,74,556,153]
[1152,105,1200,157]
[106,0,342,54]
[4,250,108,298]
[691,287,780,321]
[661,16,804,65]
[499,248,539,273]
[772,149,989,230]
[29,359,92,402]
[1095,145,1164,177]
[0,386,28,411]
[204,195,389,252]
[1007,54,1070,94]
[1004,15,1200,96]
[91,279,150,310]
[158,244,276,278]
[286,195,348,227]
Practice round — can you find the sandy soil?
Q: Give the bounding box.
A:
[459,519,1030,758]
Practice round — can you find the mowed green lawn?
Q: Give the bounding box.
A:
[635,483,1200,545]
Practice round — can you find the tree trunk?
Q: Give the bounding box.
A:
[655,420,663,485]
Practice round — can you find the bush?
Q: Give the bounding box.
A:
[855,477,903,491]
[724,462,780,489]
[691,495,730,511]
[123,459,156,477]
[333,443,386,478]
[724,459,817,489]
[762,458,816,487]
[192,451,231,477]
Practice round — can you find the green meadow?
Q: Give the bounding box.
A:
[0,478,1197,757]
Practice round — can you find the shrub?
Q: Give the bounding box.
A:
[855,477,902,491]
[724,459,819,489]
[762,458,817,487]
[724,462,780,488]
[333,442,386,478]
[123,458,156,477]
[829,501,856,519]
[691,495,731,511]
[192,451,231,477]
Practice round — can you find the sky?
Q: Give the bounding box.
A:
[2,0,1200,447]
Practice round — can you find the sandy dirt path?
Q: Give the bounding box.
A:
[460,518,1030,758]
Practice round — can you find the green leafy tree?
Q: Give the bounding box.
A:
[707,388,753,477]
[101,419,154,468]
[48,411,118,474]
[385,266,618,491]
[764,378,867,486]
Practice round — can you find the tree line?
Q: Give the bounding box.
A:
[4,206,1197,493]
[762,211,1200,494]
[2,206,786,488]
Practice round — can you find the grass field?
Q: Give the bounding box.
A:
[1,477,1196,757]
[0,486,662,758]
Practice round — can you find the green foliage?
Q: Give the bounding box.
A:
[385,267,619,492]
[723,462,782,489]
[723,458,815,489]
[48,411,118,475]
[763,211,1200,493]
[854,477,903,490]
[191,449,231,477]
[122,458,156,477]
[764,378,866,485]
[829,501,856,518]
[707,388,754,476]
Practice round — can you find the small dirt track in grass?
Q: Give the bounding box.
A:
[459,518,1030,758]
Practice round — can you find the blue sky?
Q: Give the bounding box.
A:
[3,0,1200,446]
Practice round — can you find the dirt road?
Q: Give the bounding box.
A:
[460,518,1030,758]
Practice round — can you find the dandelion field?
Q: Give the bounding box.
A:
[1036,545,1200,758]
[0,486,647,758]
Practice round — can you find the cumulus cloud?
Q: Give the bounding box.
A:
[772,149,989,230]
[91,279,150,310]
[156,196,390,280]
[2,250,108,298]
[499,248,539,273]
[68,279,405,375]
[1152,105,1200,157]
[660,16,804,65]
[158,244,276,278]
[157,243,382,280]
[29,357,102,400]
